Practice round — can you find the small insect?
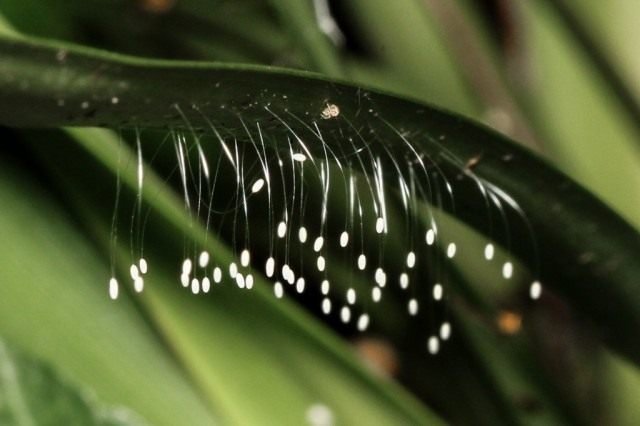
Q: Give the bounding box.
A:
[320,103,340,119]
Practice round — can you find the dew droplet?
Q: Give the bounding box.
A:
[202,277,211,293]
[213,267,222,283]
[182,258,193,275]
[340,306,351,323]
[406,251,416,268]
[306,403,334,426]
[191,278,200,294]
[446,243,457,258]
[180,273,189,287]
[408,299,419,316]
[357,314,370,332]
[339,231,349,247]
[298,227,308,243]
[274,281,284,298]
[375,217,385,234]
[374,268,387,287]
[240,249,251,267]
[433,283,443,301]
[108,277,119,300]
[321,279,330,295]
[440,322,451,340]
[313,236,324,252]
[346,288,356,305]
[229,262,238,278]
[296,277,306,293]
[372,287,382,302]
[139,258,148,274]
[484,243,495,260]
[428,336,440,355]
[292,153,307,162]
[316,256,326,272]
[199,251,210,268]
[284,265,295,284]
[530,280,542,300]
[502,261,513,279]
[322,298,332,314]
[130,264,140,280]
[251,178,265,193]
[134,276,144,293]
[245,274,254,289]
[399,273,409,289]
[357,254,366,270]
[277,221,287,238]
[266,257,275,278]
[425,229,435,245]
[235,273,245,289]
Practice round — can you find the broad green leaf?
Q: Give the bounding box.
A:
[0,338,145,426]
[601,351,640,425]
[0,35,639,367]
[268,0,343,76]
[541,0,640,140]
[418,0,543,151]
[338,0,479,117]
[516,0,640,229]
[26,126,442,425]
[0,0,288,64]
[2,127,441,425]
[1,5,639,425]
[0,138,218,425]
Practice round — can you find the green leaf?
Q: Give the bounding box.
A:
[515,0,640,228]
[2,127,442,425]
[0,133,218,425]
[540,0,640,146]
[268,0,343,76]
[336,0,479,117]
[0,35,639,368]
[0,338,145,426]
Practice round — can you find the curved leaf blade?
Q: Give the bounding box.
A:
[0,35,638,365]
[0,338,145,426]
